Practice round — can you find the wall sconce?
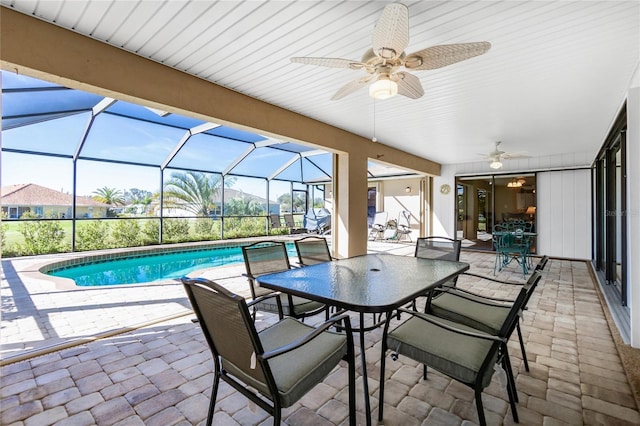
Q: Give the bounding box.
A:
[405,186,412,193]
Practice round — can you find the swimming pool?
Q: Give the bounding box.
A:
[47,243,297,286]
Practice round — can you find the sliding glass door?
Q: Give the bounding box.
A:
[456,174,536,251]
[593,106,627,305]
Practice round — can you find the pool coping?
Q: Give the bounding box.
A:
[28,237,296,290]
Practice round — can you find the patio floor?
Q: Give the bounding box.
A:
[1,241,639,425]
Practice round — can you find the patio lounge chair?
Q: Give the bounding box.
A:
[368,211,388,241]
[394,210,413,242]
[181,277,356,426]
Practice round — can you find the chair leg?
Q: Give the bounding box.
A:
[423,364,428,380]
[516,321,529,372]
[503,352,519,404]
[474,388,487,426]
[273,407,281,425]
[503,358,520,423]
[207,371,220,426]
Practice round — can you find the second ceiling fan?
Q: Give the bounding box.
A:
[290,2,491,100]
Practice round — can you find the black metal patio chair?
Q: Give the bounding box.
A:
[242,241,329,321]
[182,277,356,426]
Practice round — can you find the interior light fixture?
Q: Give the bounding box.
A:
[525,206,536,218]
[489,160,503,170]
[507,178,523,188]
[369,75,398,100]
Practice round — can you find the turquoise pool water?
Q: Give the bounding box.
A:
[50,244,297,286]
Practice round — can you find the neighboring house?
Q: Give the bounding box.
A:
[1,184,110,219]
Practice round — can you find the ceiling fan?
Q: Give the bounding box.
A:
[483,141,528,169]
[290,2,491,100]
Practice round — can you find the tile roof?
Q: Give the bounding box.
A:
[1,184,109,207]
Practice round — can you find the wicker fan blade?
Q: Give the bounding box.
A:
[331,75,374,100]
[290,57,364,70]
[404,42,491,70]
[372,3,409,60]
[393,72,424,99]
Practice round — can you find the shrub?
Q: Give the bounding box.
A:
[76,220,111,251]
[142,219,160,245]
[162,218,191,243]
[224,217,267,239]
[193,218,218,240]
[111,219,142,248]
[18,212,67,255]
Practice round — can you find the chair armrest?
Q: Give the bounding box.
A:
[246,291,280,307]
[395,308,505,343]
[247,291,284,318]
[260,314,352,360]
[462,271,523,286]
[437,285,516,305]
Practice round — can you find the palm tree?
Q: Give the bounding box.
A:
[92,187,125,206]
[163,171,232,216]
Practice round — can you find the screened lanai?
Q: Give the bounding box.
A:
[1,70,416,254]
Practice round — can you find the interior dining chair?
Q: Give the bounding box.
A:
[242,241,328,320]
[294,236,334,266]
[378,273,540,426]
[428,267,544,374]
[181,277,356,426]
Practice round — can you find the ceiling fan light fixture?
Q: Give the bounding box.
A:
[369,76,398,99]
[489,160,503,169]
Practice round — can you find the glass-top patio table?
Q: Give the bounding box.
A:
[257,253,470,425]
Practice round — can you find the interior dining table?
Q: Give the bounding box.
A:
[493,230,537,275]
[257,253,470,425]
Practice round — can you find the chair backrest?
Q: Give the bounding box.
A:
[182,277,268,384]
[295,236,332,266]
[414,236,461,261]
[535,255,549,271]
[372,211,388,228]
[269,214,281,229]
[283,213,296,228]
[499,271,542,338]
[242,241,291,278]
[477,271,541,389]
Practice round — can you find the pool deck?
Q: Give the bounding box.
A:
[1,240,640,425]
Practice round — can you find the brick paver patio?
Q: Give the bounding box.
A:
[1,243,639,425]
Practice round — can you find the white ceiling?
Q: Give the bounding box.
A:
[2,1,639,167]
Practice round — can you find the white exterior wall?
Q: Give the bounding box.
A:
[375,177,423,236]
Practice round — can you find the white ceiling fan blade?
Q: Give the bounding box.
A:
[393,72,424,99]
[331,75,374,100]
[502,152,530,159]
[404,42,491,70]
[372,3,409,60]
[290,57,364,70]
